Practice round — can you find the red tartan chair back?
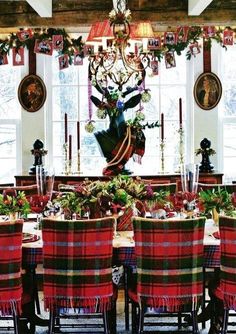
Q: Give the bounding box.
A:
[0,219,23,315]
[132,216,205,312]
[219,215,236,308]
[42,216,115,311]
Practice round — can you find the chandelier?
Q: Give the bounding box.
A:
[87,0,155,91]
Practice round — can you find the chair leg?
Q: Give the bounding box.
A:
[221,309,229,334]
[191,310,199,334]
[131,302,137,334]
[109,301,117,334]
[13,307,19,334]
[48,309,56,334]
[103,310,109,334]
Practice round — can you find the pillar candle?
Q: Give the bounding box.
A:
[77,121,80,150]
[69,134,72,160]
[179,98,183,128]
[161,113,164,140]
[64,113,68,144]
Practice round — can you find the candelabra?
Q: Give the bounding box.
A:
[160,139,165,173]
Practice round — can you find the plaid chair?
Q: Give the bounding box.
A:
[219,215,236,334]
[42,216,117,334]
[129,216,205,334]
[0,219,23,334]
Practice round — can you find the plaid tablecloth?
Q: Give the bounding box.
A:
[22,243,220,269]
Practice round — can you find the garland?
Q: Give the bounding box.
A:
[0,28,84,65]
[0,25,234,65]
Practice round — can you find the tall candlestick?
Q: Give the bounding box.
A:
[161,113,164,140]
[77,121,80,150]
[64,113,68,144]
[179,98,183,128]
[68,134,72,161]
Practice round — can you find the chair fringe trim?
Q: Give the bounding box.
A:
[0,299,21,316]
[223,293,236,310]
[139,296,201,312]
[44,296,113,312]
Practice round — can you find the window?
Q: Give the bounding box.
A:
[0,64,21,183]
[221,47,236,182]
[47,53,187,175]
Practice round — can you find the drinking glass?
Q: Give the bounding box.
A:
[36,165,55,201]
[32,165,55,225]
[180,163,199,193]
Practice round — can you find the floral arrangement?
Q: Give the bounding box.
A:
[198,188,236,216]
[0,189,30,217]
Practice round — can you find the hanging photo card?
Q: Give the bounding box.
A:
[148,37,161,50]
[189,42,201,56]
[59,54,69,70]
[203,26,216,38]
[223,30,234,46]
[151,59,158,75]
[177,26,189,43]
[17,29,33,41]
[0,53,8,65]
[52,35,63,51]
[74,51,83,65]
[164,32,177,45]
[34,39,53,55]
[165,51,176,68]
[12,47,24,66]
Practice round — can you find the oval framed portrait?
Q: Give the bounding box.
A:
[18,74,47,112]
[194,72,222,111]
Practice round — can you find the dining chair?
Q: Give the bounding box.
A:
[197,183,236,193]
[128,216,206,334]
[0,219,23,334]
[218,215,236,334]
[0,184,38,195]
[41,216,117,334]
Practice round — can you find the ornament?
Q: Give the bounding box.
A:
[141,90,151,103]
[116,99,124,110]
[85,121,95,133]
[96,108,107,119]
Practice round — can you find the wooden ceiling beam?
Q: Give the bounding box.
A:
[0,2,235,29]
[26,0,52,17]
[188,0,214,16]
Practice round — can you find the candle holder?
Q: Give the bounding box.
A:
[73,150,83,175]
[177,127,185,172]
[159,139,165,173]
[62,143,70,175]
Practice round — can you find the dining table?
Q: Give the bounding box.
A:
[21,217,220,269]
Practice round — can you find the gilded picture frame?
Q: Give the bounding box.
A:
[18,74,47,112]
[194,72,222,111]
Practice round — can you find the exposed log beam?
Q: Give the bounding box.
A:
[188,0,213,16]
[26,0,52,17]
[0,8,235,29]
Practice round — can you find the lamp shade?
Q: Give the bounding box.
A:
[93,20,113,39]
[86,22,102,44]
[134,21,155,39]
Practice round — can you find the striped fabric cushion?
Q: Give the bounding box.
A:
[42,217,115,311]
[0,219,23,315]
[219,215,236,309]
[132,216,205,312]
